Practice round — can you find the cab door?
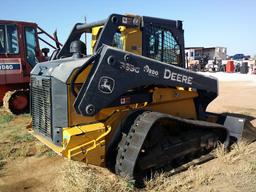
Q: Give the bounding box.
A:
[24,26,38,69]
[0,23,23,84]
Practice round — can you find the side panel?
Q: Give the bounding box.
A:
[51,78,68,145]
[0,58,29,84]
[148,88,198,119]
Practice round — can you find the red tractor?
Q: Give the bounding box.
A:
[0,20,62,114]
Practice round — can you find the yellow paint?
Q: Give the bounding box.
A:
[62,124,111,166]
[147,88,197,119]
[91,26,103,52]
[121,27,142,55]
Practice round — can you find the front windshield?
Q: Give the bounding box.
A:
[0,24,19,54]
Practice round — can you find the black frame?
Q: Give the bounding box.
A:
[56,14,185,68]
[142,16,185,68]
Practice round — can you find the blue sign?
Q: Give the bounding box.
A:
[0,64,20,70]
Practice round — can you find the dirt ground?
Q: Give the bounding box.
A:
[0,75,255,192]
[208,81,256,117]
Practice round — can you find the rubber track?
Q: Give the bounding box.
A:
[115,111,229,178]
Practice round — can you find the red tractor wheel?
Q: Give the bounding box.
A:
[3,90,30,115]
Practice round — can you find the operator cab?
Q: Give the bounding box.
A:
[0,20,62,70]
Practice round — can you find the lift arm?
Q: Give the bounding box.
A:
[74,45,218,116]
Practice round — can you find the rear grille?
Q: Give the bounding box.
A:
[31,77,52,138]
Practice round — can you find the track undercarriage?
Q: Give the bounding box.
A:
[115,111,228,181]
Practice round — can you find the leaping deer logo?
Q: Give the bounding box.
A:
[98,76,115,94]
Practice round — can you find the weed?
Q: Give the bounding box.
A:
[0,114,14,124]
[13,133,35,143]
[35,144,57,157]
[249,161,256,172]
[214,142,250,164]
[214,142,227,159]
[45,150,57,157]
[0,160,6,170]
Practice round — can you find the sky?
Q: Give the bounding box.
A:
[1,0,256,56]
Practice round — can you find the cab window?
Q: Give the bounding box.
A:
[113,32,123,49]
[148,30,162,61]
[0,24,19,54]
[0,26,5,53]
[163,31,180,64]
[145,25,181,65]
[25,26,37,67]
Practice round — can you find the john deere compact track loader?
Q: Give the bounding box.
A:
[30,14,246,180]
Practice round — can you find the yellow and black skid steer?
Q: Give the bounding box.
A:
[30,14,251,181]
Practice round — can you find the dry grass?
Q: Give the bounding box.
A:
[0,110,56,162]
[214,142,253,164]
[51,161,133,192]
[145,166,216,192]
[145,142,256,192]
[0,113,36,160]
